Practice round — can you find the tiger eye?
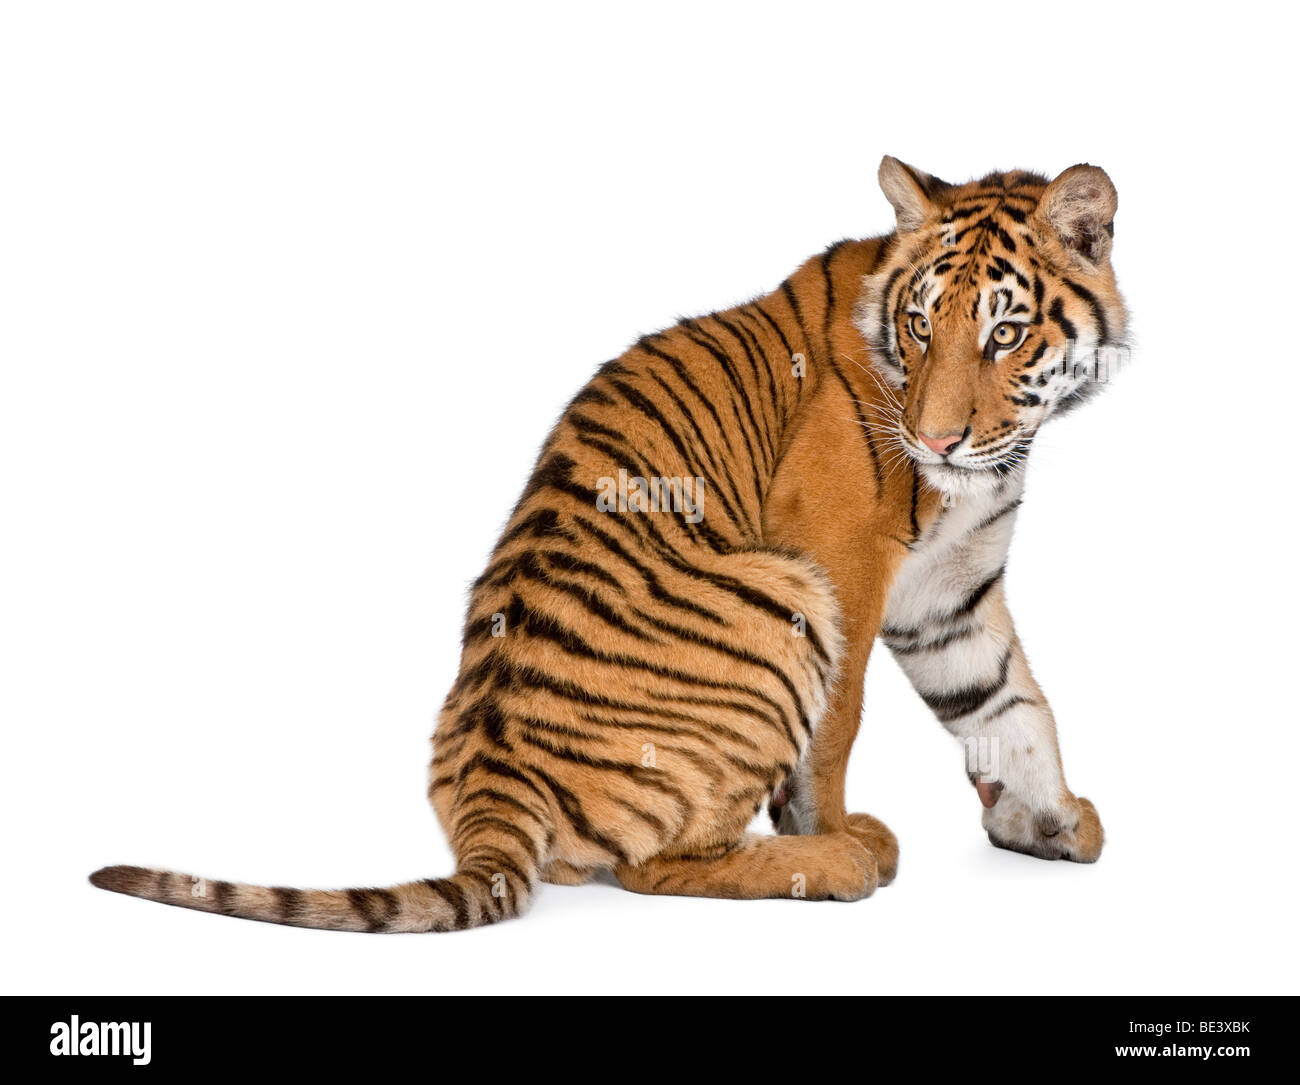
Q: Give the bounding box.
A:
[991,322,1023,348]
[908,313,931,342]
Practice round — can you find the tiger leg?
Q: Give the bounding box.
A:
[614,831,877,901]
[762,512,904,878]
[759,379,912,883]
[888,582,1104,863]
[768,619,901,885]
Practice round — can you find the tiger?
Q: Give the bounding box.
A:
[91,157,1127,932]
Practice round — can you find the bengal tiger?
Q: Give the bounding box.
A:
[91,157,1127,932]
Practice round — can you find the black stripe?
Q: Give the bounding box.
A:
[742,301,795,419]
[575,508,832,666]
[779,279,813,366]
[710,313,778,463]
[520,706,759,781]
[609,793,670,834]
[1062,279,1110,343]
[678,322,770,496]
[885,623,978,656]
[453,813,541,861]
[568,384,616,409]
[422,878,470,928]
[457,867,507,917]
[346,888,397,932]
[820,242,847,369]
[828,358,884,495]
[512,552,659,642]
[950,567,1005,620]
[508,594,809,739]
[578,703,766,750]
[603,378,715,484]
[538,548,624,591]
[494,507,576,551]
[526,764,630,864]
[568,513,728,624]
[635,335,747,470]
[881,567,1004,639]
[603,377,749,536]
[517,451,595,509]
[465,638,780,753]
[271,887,304,922]
[644,370,755,535]
[971,498,1022,534]
[459,846,531,889]
[458,787,550,828]
[571,429,727,550]
[567,408,628,444]
[517,728,689,807]
[729,311,786,438]
[879,266,906,317]
[628,605,809,743]
[981,694,1036,723]
[747,298,795,359]
[1048,297,1077,341]
[919,649,1012,723]
[456,751,552,808]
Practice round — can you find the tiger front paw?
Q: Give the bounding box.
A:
[768,782,899,886]
[982,789,1104,863]
[844,812,899,886]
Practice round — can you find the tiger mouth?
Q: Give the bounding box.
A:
[924,452,1027,478]
[900,445,1031,493]
[897,428,1031,478]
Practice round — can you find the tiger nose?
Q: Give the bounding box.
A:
[919,431,965,455]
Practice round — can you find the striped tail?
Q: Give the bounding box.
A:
[89,800,549,933]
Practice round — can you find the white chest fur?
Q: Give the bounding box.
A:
[883,475,1024,637]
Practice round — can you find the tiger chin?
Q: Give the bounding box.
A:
[91,157,1127,932]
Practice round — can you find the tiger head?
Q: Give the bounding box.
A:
[857,156,1128,497]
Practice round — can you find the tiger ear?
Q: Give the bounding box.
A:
[878,156,947,232]
[1035,164,1118,265]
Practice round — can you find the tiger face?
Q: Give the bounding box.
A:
[858,156,1128,497]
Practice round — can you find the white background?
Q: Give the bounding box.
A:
[3,1,1297,996]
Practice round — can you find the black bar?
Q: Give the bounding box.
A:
[5,995,1291,1071]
